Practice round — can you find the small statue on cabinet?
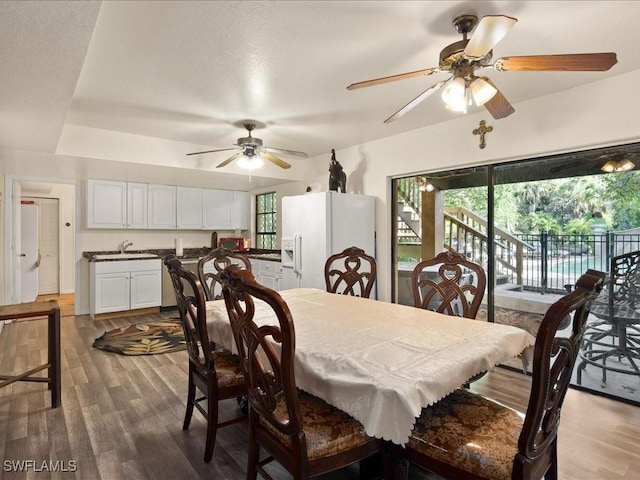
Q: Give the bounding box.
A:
[328,149,347,193]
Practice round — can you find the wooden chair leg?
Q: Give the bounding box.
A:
[392,459,409,480]
[183,367,195,430]
[246,419,260,480]
[204,380,219,463]
[546,442,559,480]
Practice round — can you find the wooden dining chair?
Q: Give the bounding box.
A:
[392,269,606,480]
[411,250,486,319]
[164,254,247,463]
[324,246,377,298]
[198,247,252,301]
[221,265,389,480]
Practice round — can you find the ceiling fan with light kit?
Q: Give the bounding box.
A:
[187,122,308,170]
[347,14,617,123]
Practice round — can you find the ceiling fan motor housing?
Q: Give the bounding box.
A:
[238,136,262,148]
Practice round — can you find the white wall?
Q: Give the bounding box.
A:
[2,70,640,309]
[261,70,640,302]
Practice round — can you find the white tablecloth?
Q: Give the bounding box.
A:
[206,288,535,445]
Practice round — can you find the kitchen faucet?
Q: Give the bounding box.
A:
[119,240,133,253]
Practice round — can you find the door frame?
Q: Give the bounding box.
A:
[3,175,77,306]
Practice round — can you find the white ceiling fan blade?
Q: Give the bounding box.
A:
[186,147,236,156]
[464,15,517,59]
[216,152,241,168]
[261,152,292,169]
[263,146,308,158]
[383,80,447,123]
[347,67,440,90]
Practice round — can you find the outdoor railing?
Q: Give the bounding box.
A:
[513,231,640,293]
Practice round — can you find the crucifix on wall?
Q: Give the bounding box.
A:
[473,120,493,149]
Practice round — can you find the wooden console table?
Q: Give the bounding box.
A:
[0,300,61,408]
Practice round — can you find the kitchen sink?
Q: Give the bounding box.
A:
[94,253,159,260]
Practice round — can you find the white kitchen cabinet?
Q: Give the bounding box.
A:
[127,182,148,228]
[250,259,283,291]
[90,259,162,317]
[177,186,203,229]
[148,184,176,229]
[86,179,127,228]
[233,191,250,230]
[86,180,246,230]
[202,189,234,229]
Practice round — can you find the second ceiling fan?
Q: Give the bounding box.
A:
[347,14,617,123]
[187,122,307,169]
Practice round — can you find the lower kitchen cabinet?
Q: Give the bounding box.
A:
[250,259,283,291]
[90,259,162,317]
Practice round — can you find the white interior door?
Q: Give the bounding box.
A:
[24,197,60,295]
[20,202,39,302]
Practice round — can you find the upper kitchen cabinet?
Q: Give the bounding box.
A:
[148,184,176,229]
[86,179,248,230]
[127,182,147,228]
[233,191,250,230]
[202,189,234,229]
[176,186,203,229]
[86,179,127,228]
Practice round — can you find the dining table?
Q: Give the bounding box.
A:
[206,288,535,446]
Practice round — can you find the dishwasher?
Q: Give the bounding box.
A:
[161,257,200,308]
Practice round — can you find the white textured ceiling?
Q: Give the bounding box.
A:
[2,1,640,184]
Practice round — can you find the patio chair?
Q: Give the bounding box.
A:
[576,249,640,383]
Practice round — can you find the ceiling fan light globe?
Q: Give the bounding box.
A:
[237,154,264,170]
[619,158,635,172]
[602,158,635,173]
[441,77,466,112]
[470,77,498,106]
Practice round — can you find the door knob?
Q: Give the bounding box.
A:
[19,253,26,257]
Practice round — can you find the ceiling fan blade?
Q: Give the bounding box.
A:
[216,152,241,168]
[494,53,617,72]
[464,15,517,59]
[261,152,291,169]
[482,78,515,119]
[262,146,308,158]
[186,147,236,156]
[347,67,439,90]
[383,80,447,123]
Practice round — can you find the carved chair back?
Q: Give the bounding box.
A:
[324,246,377,298]
[411,250,486,319]
[221,265,304,444]
[164,254,246,463]
[165,254,214,369]
[198,247,251,301]
[515,269,605,477]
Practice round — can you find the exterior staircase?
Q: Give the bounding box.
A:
[396,178,533,286]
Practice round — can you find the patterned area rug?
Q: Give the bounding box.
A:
[93,319,186,355]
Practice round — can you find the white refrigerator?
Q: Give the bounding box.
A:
[280,191,375,292]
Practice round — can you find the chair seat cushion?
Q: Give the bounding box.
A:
[212,350,244,388]
[261,390,372,460]
[407,389,523,480]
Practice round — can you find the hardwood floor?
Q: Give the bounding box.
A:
[1,308,639,479]
[36,293,75,318]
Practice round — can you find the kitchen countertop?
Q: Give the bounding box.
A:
[84,248,281,262]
